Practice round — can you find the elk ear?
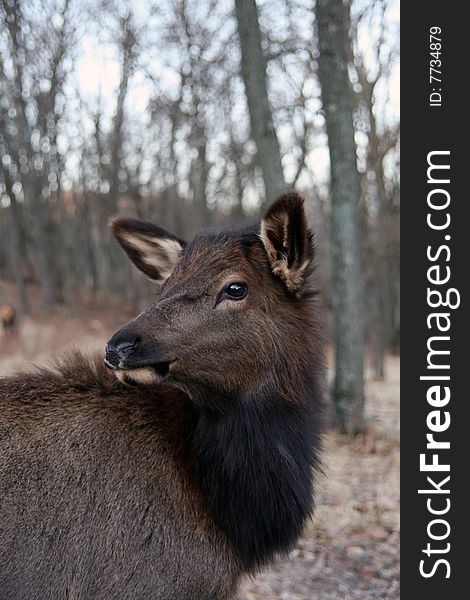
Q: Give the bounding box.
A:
[110,217,185,283]
[260,191,314,293]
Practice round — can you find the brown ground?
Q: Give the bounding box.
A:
[0,288,399,599]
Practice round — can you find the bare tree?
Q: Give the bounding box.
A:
[316,0,365,434]
[0,0,75,309]
[234,0,286,204]
[348,0,400,379]
[108,11,141,212]
[0,165,30,313]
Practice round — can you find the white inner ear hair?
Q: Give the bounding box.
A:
[123,233,182,281]
[272,258,310,292]
[259,219,278,265]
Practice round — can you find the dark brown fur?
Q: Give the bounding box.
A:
[0,355,238,599]
[0,193,324,599]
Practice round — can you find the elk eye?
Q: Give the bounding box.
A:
[224,282,247,300]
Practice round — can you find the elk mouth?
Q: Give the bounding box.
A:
[108,359,176,386]
[104,358,174,375]
[151,360,171,378]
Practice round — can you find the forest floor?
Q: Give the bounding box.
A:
[0,285,400,599]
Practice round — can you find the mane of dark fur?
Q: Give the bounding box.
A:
[191,374,324,571]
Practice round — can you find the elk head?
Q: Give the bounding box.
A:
[105,192,315,404]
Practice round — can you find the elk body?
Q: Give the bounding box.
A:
[0,193,324,599]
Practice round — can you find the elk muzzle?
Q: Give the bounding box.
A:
[105,332,141,369]
[105,326,173,385]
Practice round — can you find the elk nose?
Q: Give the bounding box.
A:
[105,334,140,369]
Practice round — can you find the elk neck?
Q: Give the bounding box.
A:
[182,358,323,572]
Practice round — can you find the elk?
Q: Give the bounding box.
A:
[0,303,16,336]
[0,192,324,599]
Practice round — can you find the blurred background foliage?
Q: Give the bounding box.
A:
[0,0,399,432]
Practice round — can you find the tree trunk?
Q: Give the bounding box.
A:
[316,0,365,434]
[190,139,210,232]
[234,0,286,204]
[3,0,54,310]
[3,170,30,314]
[27,179,54,309]
[369,276,386,380]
